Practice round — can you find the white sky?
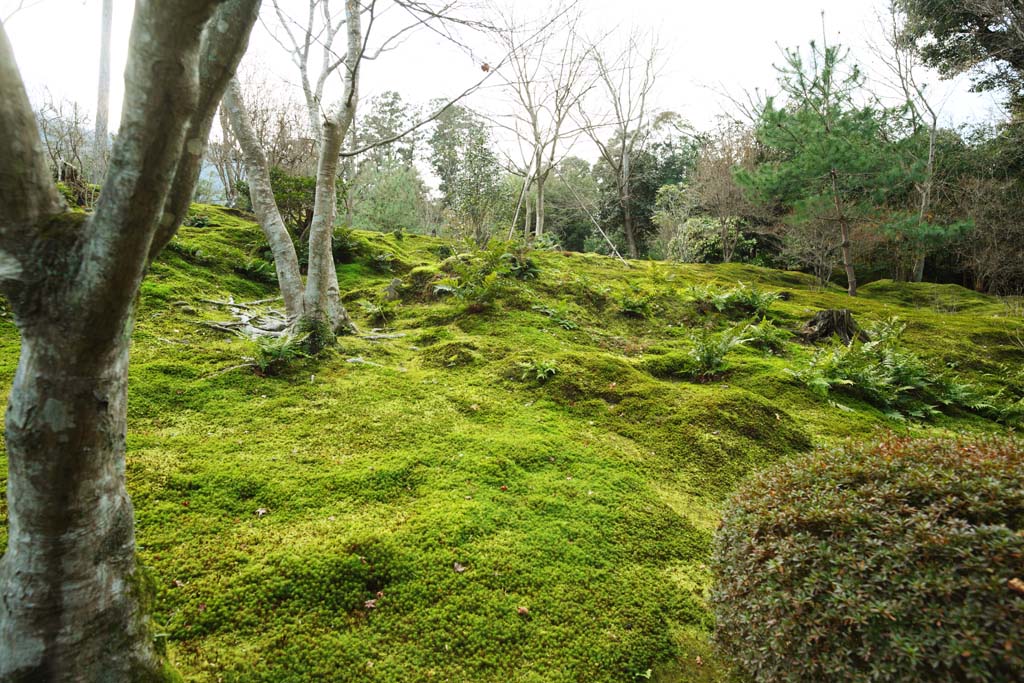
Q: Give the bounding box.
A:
[2,0,1009,165]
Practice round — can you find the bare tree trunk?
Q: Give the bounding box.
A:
[0,2,258,678]
[0,331,171,680]
[839,220,857,296]
[622,185,638,259]
[222,78,305,322]
[94,0,113,159]
[831,171,857,296]
[720,217,734,263]
[535,174,545,238]
[302,112,356,345]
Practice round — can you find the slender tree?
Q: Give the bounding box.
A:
[0,1,259,678]
[94,0,112,158]
[579,30,659,258]
[494,4,592,238]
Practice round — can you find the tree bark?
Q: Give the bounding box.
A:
[623,191,638,259]
[839,219,857,297]
[222,78,305,322]
[94,0,113,160]
[535,174,545,238]
[299,0,360,345]
[0,330,171,681]
[0,2,258,678]
[720,217,734,263]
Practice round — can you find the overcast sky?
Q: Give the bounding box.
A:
[2,0,1009,164]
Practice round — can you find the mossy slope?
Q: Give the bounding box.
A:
[0,205,1020,682]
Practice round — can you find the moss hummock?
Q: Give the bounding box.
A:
[0,205,1020,682]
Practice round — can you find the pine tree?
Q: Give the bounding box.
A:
[739,43,909,296]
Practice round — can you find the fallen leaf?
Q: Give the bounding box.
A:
[1009,577,1024,595]
[255,507,268,517]
[453,562,467,573]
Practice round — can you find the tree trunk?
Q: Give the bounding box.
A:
[831,171,857,296]
[94,0,113,160]
[720,217,734,263]
[623,196,638,259]
[912,252,926,283]
[839,219,857,296]
[535,175,545,238]
[302,119,353,346]
[0,332,170,681]
[0,2,259,676]
[222,79,305,323]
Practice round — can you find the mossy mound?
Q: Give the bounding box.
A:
[0,204,1019,682]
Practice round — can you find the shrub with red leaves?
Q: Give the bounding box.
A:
[712,436,1024,682]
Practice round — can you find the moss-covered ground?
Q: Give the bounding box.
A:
[0,205,1021,681]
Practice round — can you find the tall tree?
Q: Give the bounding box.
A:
[429,104,507,244]
[688,122,764,263]
[0,1,259,677]
[739,43,908,296]
[579,30,659,258]
[224,0,366,341]
[94,0,112,159]
[898,0,1023,110]
[495,4,592,238]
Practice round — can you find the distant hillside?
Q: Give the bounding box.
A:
[0,205,1020,682]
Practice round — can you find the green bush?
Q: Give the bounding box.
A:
[743,318,792,354]
[712,436,1024,683]
[619,285,657,319]
[430,241,524,312]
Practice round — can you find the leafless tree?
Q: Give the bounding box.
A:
[209,106,246,206]
[689,122,764,262]
[33,94,104,206]
[0,0,259,678]
[226,0,500,340]
[873,0,942,281]
[492,3,592,238]
[578,29,660,258]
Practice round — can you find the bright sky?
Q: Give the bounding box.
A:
[2,0,1008,164]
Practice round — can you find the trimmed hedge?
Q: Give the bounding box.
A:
[712,436,1024,682]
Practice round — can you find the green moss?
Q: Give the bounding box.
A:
[0,206,1019,682]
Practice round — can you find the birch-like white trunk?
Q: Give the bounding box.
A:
[299,0,360,346]
[222,78,305,322]
[94,0,113,157]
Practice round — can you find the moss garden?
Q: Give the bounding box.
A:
[0,205,1021,682]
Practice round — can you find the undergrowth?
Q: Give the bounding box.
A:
[0,204,1019,682]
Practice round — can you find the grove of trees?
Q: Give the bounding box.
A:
[1,0,1023,677]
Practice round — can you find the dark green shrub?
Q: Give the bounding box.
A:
[184,211,212,228]
[232,258,277,284]
[688,283,780,319]
[712,436,1024,683]
[744,318,792,354]
[619,285,657,318]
